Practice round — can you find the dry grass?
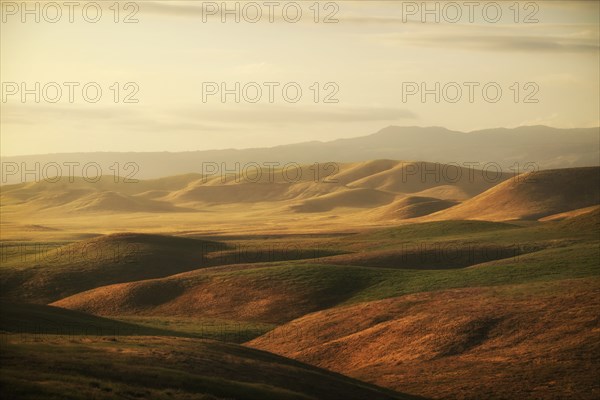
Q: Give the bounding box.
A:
[0,160,516,241]
[369,196,458,220]
[1,164,599,399]
[248,278,600,400]
[427,167,600,221]
[1,335,416,400]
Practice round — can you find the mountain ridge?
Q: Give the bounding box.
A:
[2,125,598,184]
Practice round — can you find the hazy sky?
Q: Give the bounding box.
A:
[1,0,599,155]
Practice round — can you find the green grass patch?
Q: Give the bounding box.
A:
[114,316,275,343]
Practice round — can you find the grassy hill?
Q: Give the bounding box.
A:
[248,277,600,400]
[0,335,420,400]
[0,233,229,303]
[0,301,279,344]
[1,164,598,400]
[0,301,172,337]
[0,232,344,305]
[426,167,600,221]
[51,215,600,324]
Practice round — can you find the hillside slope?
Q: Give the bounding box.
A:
[0,301,175,337]
[426,167,600,221]
[1,335,418,400]
[0,233,228,303]
[1,160,508,215]
[248,278,600,400]
[51,240,600,324]
[369,196,458,220]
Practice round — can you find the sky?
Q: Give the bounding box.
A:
[1,0,599,155]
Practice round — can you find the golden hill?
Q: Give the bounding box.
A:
[289,188,396,213]
[369,196,458,220]
[426,166,600,221]
[62,191,188,213]
[248,278,600,400]
[1,161,510,216]
[50,263,374,324]
[345,161,511,197]
[539,205,600,221]
[2,334,417,400]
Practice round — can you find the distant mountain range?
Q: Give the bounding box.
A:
[2,125,598,184]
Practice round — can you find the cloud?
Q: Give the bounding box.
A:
[138,1,312,23]
[172,105,417,125]
[0,104,221,133]
[2,103,417,134]
[404,34,598,53]
[137,1,598,54]
[367,22,599,54]
[139,1,205,17]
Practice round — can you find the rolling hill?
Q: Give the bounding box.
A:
[426,166,600,221]
[369,196,458,220]
[1,166,598,400]
[49,262,380,324]
[0,301,173,337]
[0,233,229,303]
[49,214,600,324]
[0,160,509,217]
[1,334,418,400]
[289,188,396,213]
[247,278,600,400]
[4,164,597,225]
